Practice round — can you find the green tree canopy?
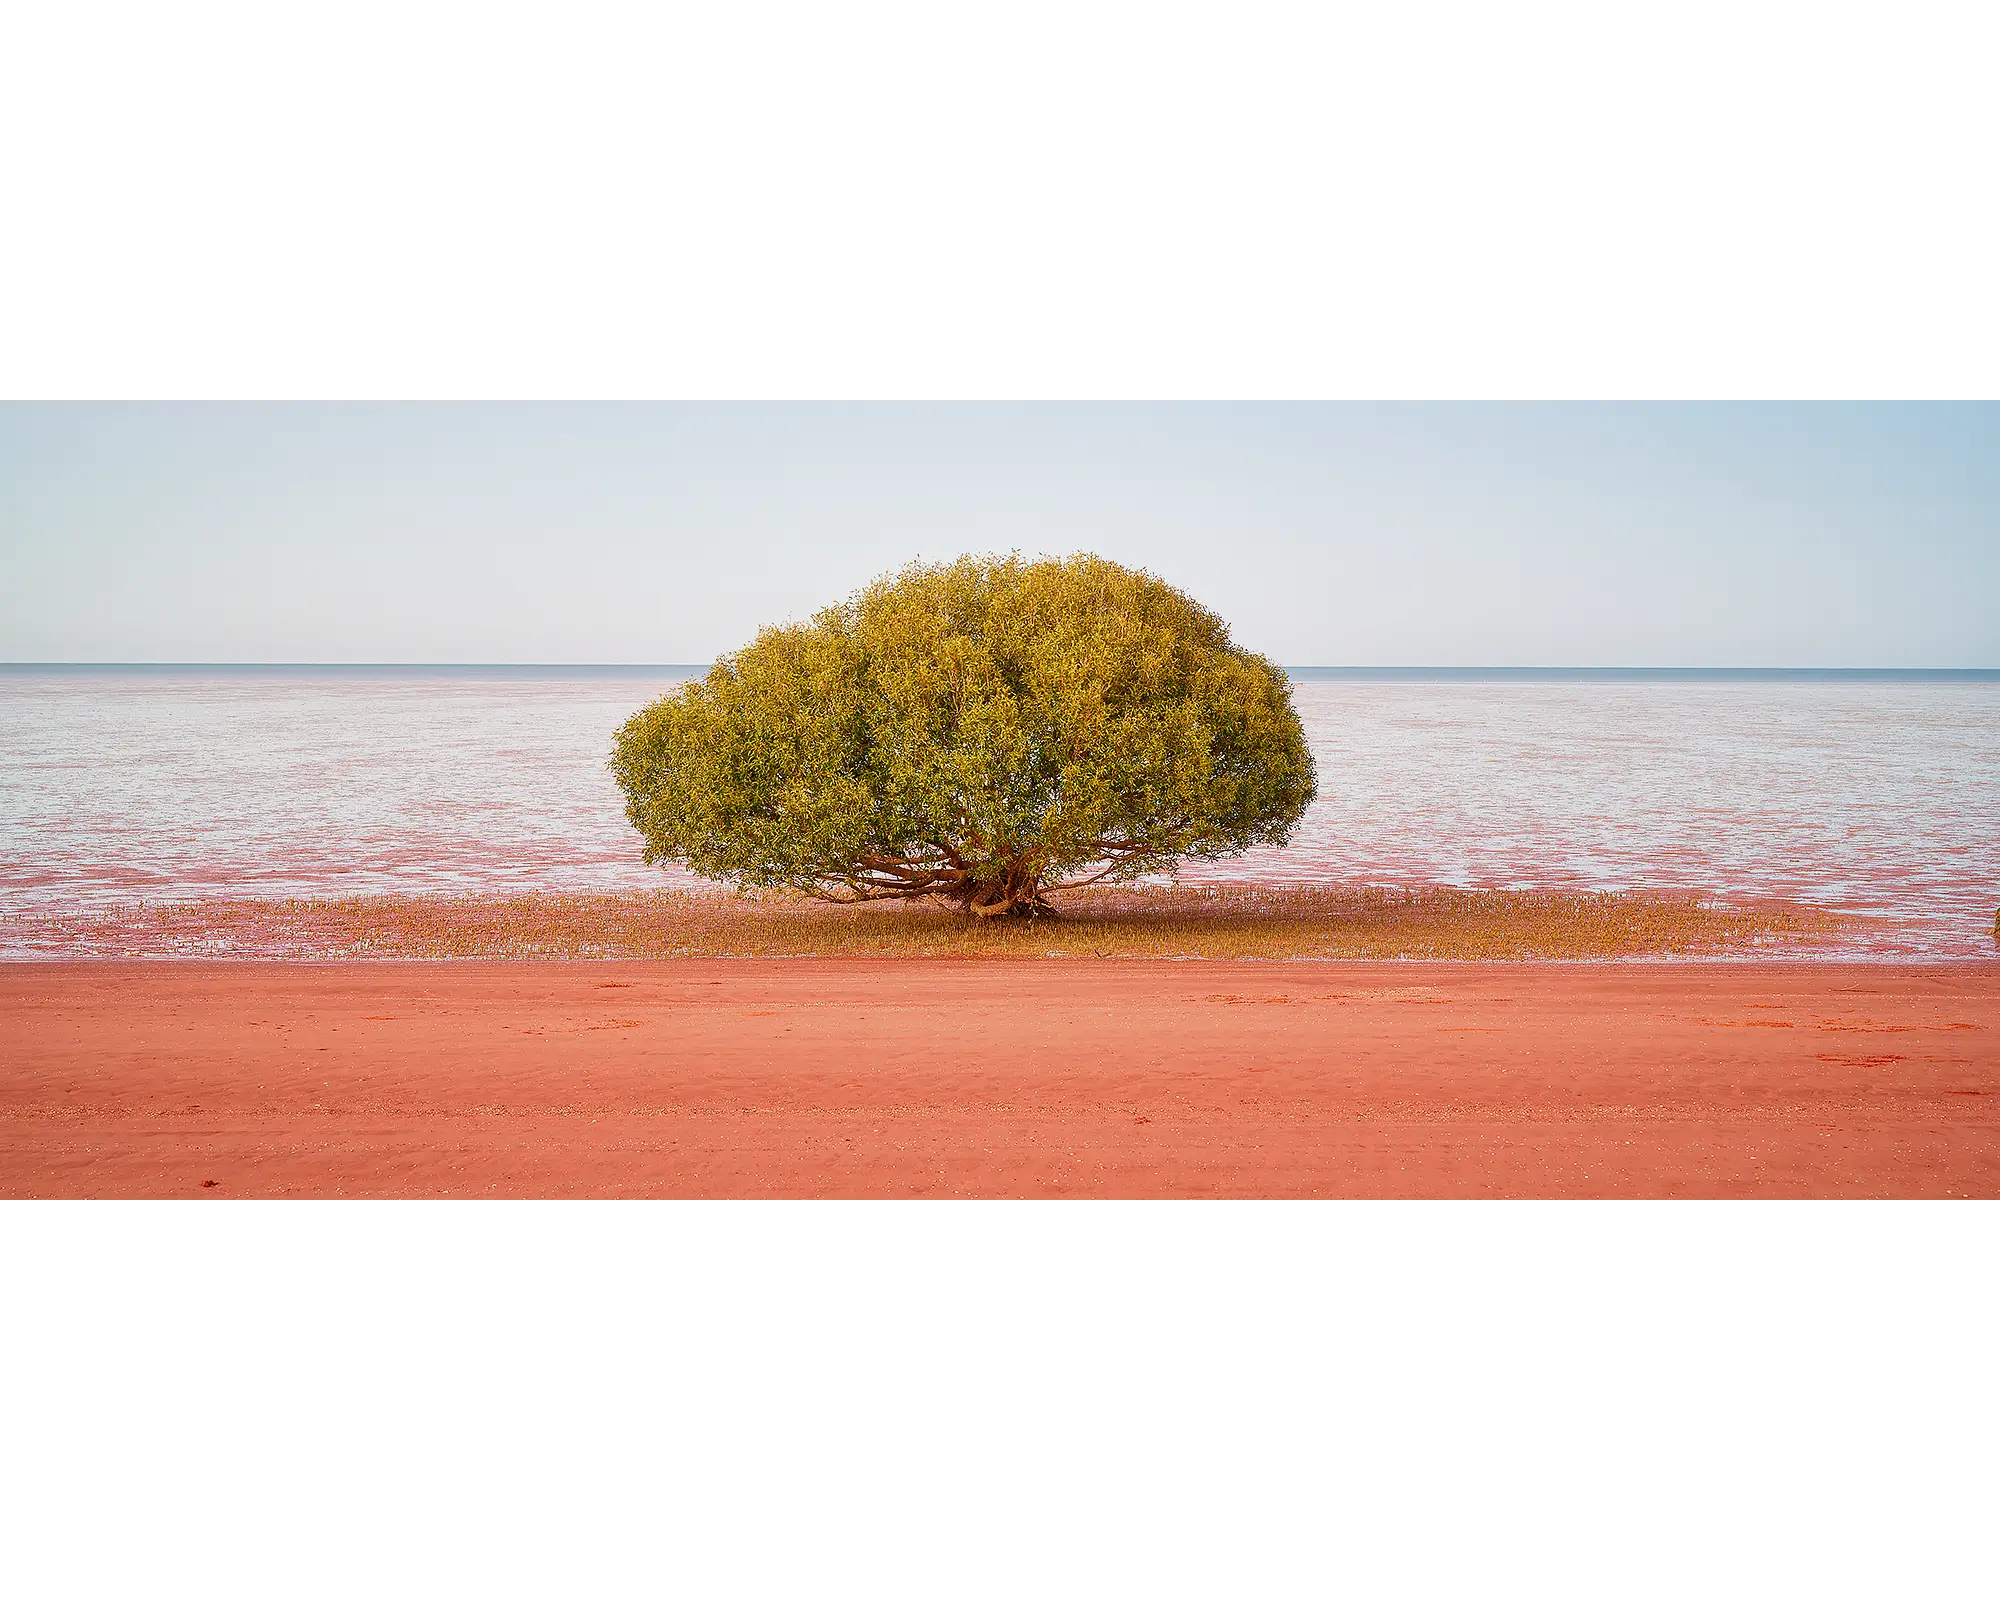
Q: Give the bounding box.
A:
[610,554,1317,916]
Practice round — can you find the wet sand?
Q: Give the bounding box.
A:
[2,960,1994,1197]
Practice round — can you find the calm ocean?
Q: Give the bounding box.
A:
[2,666,1995,957]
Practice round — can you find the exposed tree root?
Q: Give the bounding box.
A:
[960,885,1059,919]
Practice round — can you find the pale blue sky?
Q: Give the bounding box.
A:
[1,403,1992,666]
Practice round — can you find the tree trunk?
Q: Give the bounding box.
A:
[960,868,1057,919]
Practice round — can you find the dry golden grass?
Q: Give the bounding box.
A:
[8,882,1846,961]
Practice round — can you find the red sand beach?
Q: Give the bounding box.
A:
[3,959,1994,1197]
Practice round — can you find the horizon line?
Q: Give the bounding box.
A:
[4,662,1997,678]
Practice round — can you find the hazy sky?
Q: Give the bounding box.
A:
[2,403,1992,666]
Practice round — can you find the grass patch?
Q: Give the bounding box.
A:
[8,882,1846,961]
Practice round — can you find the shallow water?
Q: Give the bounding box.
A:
[1,669,1995,957]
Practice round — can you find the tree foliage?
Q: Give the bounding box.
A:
[610,554,1317,916]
